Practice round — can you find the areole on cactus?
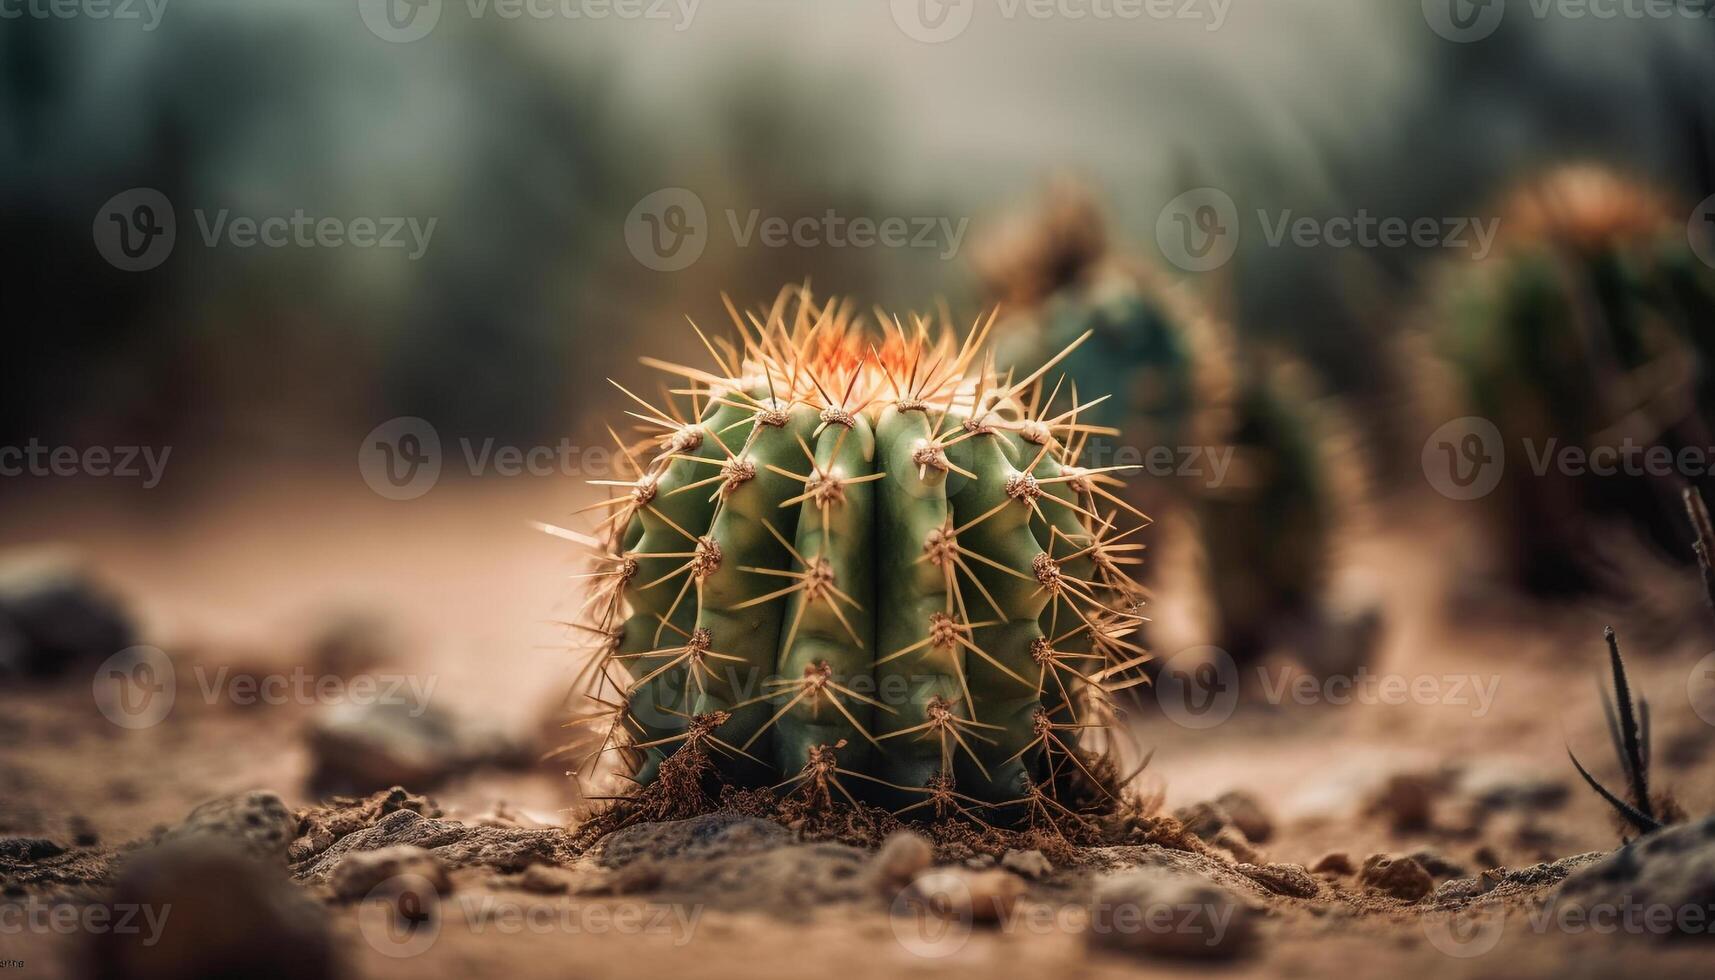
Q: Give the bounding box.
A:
[555,286,1151,825]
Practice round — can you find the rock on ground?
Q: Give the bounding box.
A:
[590,813,792,869]
[1237,862,1319,898]
[873,830,933,885]
[1214,790,1275,843]
[909,868,1024,922]
[295,807,567,883]
[1312,852,1354,876]
[1358,854,1434,902]
[305,700,530,795]
[1457,760,1570,813]
[0,550,135,679]
[86,839,334,980]
[1426,853,1602,908]
[1173,801,1230,840]
[162,791,296,863]
[1001,848,1053,880]
[328,844,453,901]
[1087,869,1256,961]
[1555,816,1715,938]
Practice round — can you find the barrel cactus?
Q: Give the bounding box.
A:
[1432,166,1715,593]
[977,184,1375,673]
[562,287,1149,823]
[977,181,1231,506]
[1193,359,1374,672]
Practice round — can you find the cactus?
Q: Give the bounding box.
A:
[560,287,1149,822]
[978,182,1231,497]
[978,184,1375,674]
[1192,359,1373,670]
[1432,166,1715,593]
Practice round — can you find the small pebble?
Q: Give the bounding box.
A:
[1088,870,1255,960]
[1312,852,1354,876]
[873,830,933,885]
[911,868,1023,923]
[1214,790,1275,843]
[1001,849,1053,880]
[1358,854,1434,902]
[518,864,576,895]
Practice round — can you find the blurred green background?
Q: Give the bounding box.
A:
[4,0,1713,484]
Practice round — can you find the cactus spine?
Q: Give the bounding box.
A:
[564,288,1148,820]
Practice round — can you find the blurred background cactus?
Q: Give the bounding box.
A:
[1429,167,1715,595]
[976,183,1377,676]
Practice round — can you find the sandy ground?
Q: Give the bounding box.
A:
[4,468,1715,978]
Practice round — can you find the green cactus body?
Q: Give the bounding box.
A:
[944,429,1049,803]
[617,397,753,784]
[979,185,1365,673]
[573,290,1146,819]
[872,406,963,798]
[1195,371,1332,660]
[1434,168,1715,591]
[772,413,880,777]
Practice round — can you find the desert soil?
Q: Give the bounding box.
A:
[3,469,1714,978]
